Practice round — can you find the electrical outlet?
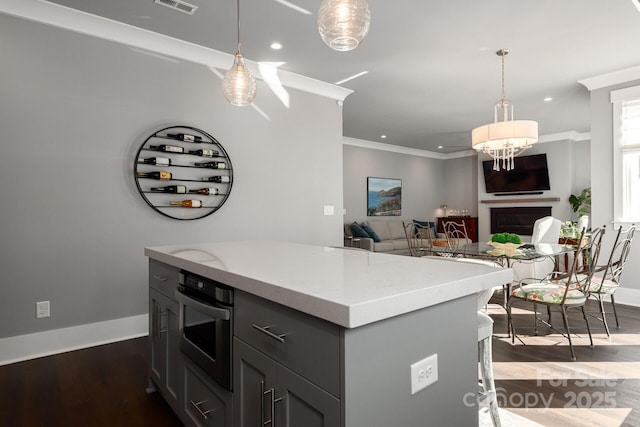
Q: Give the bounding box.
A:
[36,301,50,319]
[410,354,438,395]
[323,205,334,216]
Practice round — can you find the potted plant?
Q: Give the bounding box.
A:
[569,187,591,217]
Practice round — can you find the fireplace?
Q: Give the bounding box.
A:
[490,207,552,236]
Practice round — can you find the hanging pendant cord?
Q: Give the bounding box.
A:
[236,0,241,53]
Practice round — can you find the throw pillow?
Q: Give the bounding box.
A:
[413,219,437,239]
[360,223,381,242]
[350,222,371,239]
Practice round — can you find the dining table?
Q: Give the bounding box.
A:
[428,241,577,268]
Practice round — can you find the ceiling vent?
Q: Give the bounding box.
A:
[154,0,198,15]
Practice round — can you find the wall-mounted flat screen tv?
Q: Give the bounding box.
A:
[482,153,551,194]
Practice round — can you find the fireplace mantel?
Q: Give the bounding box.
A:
[480,197,560,204]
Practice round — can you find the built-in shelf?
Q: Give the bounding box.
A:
[480,197,561,204]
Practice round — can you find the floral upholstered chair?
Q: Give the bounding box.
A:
[507,226,606,361]
[587,224,635,336]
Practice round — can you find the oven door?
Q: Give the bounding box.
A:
[174,288,233,391]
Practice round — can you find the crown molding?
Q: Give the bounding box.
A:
[0,0,353,101]
[578,65,640,91]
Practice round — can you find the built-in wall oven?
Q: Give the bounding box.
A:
[175,271,234,391]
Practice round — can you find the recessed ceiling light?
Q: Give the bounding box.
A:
[437,145,444,149]
[544,97,553,102]
[381,135,387,139]
[633,0,640,12]
[270,42,283,50]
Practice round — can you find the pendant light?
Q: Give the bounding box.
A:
[471,49,538,171]
[317,0,370,52]
[222,0,256,106]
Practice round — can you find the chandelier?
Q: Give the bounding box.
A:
[317,0,371,52]
[222,0,256,106]
[471,49,538,171]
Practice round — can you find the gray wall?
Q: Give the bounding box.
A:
[590,79,640,297]
[0,15,344,338]
[443,156,478,217]
[343,144,445,223]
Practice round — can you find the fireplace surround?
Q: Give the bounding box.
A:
[490,206,552,236]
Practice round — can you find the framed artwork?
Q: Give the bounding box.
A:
[367,177,402,216]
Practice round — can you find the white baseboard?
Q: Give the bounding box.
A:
[614,287,640,307]
[0,314,148,366]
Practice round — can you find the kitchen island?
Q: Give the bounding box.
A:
[145,240,512,427]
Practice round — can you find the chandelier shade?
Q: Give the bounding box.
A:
[317,0,370,52]
[472,49,538,171]
[222,52,256,106]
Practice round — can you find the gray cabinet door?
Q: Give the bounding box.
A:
[233,338,277,427]
[234,338,340,427]
[149,288,181,413]
[276,364,340,427]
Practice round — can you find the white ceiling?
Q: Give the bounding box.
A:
[43,0,640,153]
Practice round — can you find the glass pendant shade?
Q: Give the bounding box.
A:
[222,52,256,106]
[472,49,538,171]
[317,0,370,52]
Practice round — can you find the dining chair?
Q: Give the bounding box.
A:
[511,216,562,283]
[587,224,635,336]
[403,221,433,257]
[507,226,605,361]
[442,220,471,256]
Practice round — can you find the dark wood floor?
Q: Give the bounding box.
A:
[0,338,182,427]
[1,300,639,427]
[490,297,640,426]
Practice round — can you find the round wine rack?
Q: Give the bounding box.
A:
[133,125,233,220]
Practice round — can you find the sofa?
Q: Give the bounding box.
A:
[344,219,441,255]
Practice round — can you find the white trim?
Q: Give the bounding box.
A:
[343,137,449,159]
[0,314,148,366]
[0,0,352,101]
[578,65,640,91]
[343,131,590,159]
[538,131,590,143]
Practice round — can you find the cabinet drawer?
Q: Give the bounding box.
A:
[149,259,179,299]
[183,358,232,427]
[234,291,341,398]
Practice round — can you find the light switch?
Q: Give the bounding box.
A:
[323,205,335,216]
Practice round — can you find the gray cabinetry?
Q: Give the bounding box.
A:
[233,291,340,427]
[182,357,233,427]
[148,260,181,413]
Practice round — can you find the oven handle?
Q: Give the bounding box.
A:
[174,289,231,321]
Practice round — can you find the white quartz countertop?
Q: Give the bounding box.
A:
[145,240,512,328]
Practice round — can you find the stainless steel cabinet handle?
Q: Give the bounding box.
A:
[252,324,286,343]
[190,399,214,419]
[152,275,168,282]
[261,381,283,426]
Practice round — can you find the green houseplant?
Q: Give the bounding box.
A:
[569,187,591,217]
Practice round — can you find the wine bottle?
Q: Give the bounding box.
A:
[138,157,171,166]
[188,187,219,195]
[149,144,184,153]
[169,200,203,208]
[166,133,202,143]
[194,161,226,169]
[151,185,186,194]
[201,176,230,183]
[189,148,219,158]
[137,171,172,180]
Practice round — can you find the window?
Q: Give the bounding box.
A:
[611,86,640,221]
